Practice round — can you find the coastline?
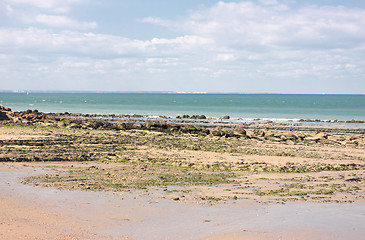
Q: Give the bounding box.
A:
[0,104,364,239]
[1,163,364,240]
[54,112,365,129]
[2,163,364,240]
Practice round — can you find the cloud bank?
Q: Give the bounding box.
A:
[0,1,364,93]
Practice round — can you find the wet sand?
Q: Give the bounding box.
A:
[1,163,364,240]
[0,114,364,239]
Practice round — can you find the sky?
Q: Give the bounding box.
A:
[0,0,364,94]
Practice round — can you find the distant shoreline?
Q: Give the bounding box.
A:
[0,90,364,95]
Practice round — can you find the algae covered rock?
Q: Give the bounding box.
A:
[233,126,246,137]
[210,127,223,137]
[0,111,9,121]
[0,104,13,121]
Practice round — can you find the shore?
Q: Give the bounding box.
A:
[1,163,365,240]
[0,105,364,239]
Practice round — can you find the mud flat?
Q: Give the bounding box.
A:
[1,163,365,240]
[0,106,364,239]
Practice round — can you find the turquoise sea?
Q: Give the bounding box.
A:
[0,92,364,121]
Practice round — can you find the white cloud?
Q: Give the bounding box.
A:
[0,1,364,93]
[215,53,236,61]
[6,0,85,13]
[145,58,179,66]
[35,14,97,30]
[2,0,95,30]
[3,3,14,15]
[192,67,209,72]
[210,70,227,78]
[137,1,365,90]
[0,27,213,59]
[146,1,365,51]
[139,17,172,27]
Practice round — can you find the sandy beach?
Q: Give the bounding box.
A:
[2,0,365,238]
[0,109,364,239]
[1,162,364,240]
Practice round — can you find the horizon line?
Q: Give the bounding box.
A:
[0,90,364,95]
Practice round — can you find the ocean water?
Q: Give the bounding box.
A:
[0,93,364,121]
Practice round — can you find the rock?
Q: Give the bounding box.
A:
[347,135,359,141]
[263,130,281,141]
[200,128,210,135]
[328,135,345,142]
[343,140,358,146]
[315,132,329,139]
[265,136,282,142]
[294,133,307,141]
[299,118,311,122]
[67,123,81,129]
[245,130,255,138]
[0,111,10,121]
[21,113,45,121]
[0,105,12,112]
[265,131,274,137]
[357,138,365,146]
[131,123,144,129]
[345,177,361,182]
[304,136,321,142]
[280,135,288,141]
[222,115,230,120]
[304,132,331,142]
[0,112,15,121]
[182,125,200,134]
[245,130,265,139]
[233,127,246,137]
[345,119,365,123]
[222,130,235,138]
[265,131,283,140]
[0,105,14,121]
[258,130,266,137]
[113,122,127,130]
[210,128,223,137]
[282,132,298,141]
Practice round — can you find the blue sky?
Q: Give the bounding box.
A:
[0,0,364,93]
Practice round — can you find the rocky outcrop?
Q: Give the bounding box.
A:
[0,105,12,121]
[13,110,46,122]
[0,105,46,123]
[176,115,207,120]
[0,111,9,121]
[1,104,364,147]
[233,126,246,137]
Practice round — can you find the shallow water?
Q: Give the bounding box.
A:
[1,92,365,121]
[1,164,364,240]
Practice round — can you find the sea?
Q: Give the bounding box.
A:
[1,92,365,123]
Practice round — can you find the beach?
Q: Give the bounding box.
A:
[3,0,365,238]
[0,106,364,239]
